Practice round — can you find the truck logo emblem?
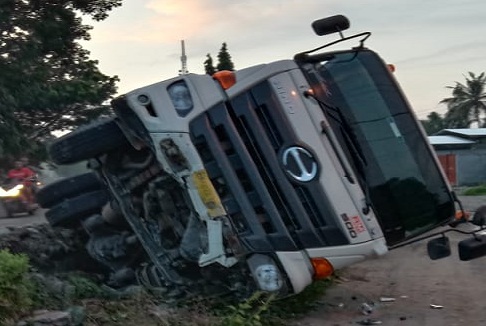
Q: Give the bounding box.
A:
[282,146,318,182]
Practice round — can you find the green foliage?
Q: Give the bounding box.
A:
[268,278,333,319]
[216,43,235,72]
[29,277,65,311]
[204,53,216,75]
[214,278,333,326]
[462,185,486,196]
[67,275,104,300]
[421,71,486,134]
[0,0,121,159]
[440,72,486,128]
[28,274,106,312]
[421,111,446,135]
[0,249,33,322]
[219,292,273,326]
[203,43,235,76]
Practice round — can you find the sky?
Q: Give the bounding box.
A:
[81,0,486,119]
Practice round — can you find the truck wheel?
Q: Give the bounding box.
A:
[36,172,103,208]
[45,190,110,228]
[48,118,128,165]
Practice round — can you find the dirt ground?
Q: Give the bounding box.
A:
[292,231,486,326]
[293,195,486,326]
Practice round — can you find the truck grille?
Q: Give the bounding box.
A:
[190,81,347,251]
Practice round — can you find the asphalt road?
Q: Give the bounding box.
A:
[0,208,47,231]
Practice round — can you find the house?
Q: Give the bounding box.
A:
[428,128,486,186]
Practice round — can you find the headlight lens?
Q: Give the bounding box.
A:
[167,81,193,117]
[247,254,285,293]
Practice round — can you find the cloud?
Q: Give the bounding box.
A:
[83,0,486,116]
[396,41,486,66]
[90,0,343,45]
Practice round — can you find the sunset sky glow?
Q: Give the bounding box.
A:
[82,0,486,118]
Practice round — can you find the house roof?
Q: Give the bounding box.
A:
[436,128,486,139]
[428,135,476,146]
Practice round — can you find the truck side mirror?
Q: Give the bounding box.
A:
[312,15,350,36]
[458,235,486,261]
[427,236,451,260]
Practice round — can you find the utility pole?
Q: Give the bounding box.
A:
[179,40,189,75]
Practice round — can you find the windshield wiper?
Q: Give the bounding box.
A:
[304,90,372,214]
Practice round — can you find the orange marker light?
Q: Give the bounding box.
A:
[387,64,396,73]
[310,258,334,280]
[213,70,236,90]
[455,210,471,220]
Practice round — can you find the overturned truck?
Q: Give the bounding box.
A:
[37,15,486,298]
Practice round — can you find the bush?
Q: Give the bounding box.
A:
[0,249,33,322]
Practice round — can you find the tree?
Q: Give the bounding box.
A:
[203,53,216,75]
[440,72,486,128]
[216,42,235,71]
[0,0,121,159]
[443,105,470,129]
[420,111,446,135]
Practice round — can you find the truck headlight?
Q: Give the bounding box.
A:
[247,254,285,292]
[167,81,193,117]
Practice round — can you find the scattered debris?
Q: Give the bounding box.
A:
[430,304,444,309]
[400,295,409,299]
[336,276,350,283]
[357,318,383,325]
[399,316,407,321]
[360,302,374,315]
[379,297,396,302]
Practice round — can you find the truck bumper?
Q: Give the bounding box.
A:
[276,237,388,294]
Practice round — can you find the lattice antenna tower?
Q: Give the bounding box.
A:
[179,40,189,75]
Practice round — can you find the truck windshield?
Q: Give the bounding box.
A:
[301,49,455,246]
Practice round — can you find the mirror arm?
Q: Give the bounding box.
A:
[389,226,482,250]
[472,225,486,240]
[294,32,371,62]
[449,192,468,227]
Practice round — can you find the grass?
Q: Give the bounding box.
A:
[0,252,335,326]
[81,279,335,326]
[461,185,486,196]
[0,250,34,323]
[212,277,335,326]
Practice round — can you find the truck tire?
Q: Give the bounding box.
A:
[49,118,128,165]
[36,172,103,208]
[45,190,110,228]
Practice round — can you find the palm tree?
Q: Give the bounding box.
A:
[440,72,486,127]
